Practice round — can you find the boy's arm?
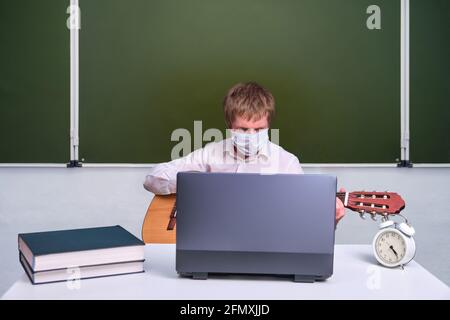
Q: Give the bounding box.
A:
[143,147,207,195]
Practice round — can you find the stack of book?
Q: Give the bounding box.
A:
[18,225,145,284]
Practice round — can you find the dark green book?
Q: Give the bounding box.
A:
[18,225,145,272]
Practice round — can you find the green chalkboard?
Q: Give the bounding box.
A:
[410,0,450,163]
[79,0,400,163]
[0,0,69,163]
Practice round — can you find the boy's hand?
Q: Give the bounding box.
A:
[336,187,346,224]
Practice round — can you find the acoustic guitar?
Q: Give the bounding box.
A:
[141,191,405,244]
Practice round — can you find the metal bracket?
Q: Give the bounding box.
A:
[400,0,411,166]
[67,160,82,168]
[69,0,80,167]
[397,160,413,168]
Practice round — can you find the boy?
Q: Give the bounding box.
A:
[144,82,345,224]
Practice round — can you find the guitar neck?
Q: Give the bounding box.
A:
[336,192,347,207]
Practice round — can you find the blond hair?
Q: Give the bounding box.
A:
[223,82,275,128]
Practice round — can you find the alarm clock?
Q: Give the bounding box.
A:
[372,216,416,268]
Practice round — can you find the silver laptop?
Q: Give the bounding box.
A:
[175,172,337,282]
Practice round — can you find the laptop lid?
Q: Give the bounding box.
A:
[176,172,336,255]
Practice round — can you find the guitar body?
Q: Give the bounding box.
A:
[142,194,177,243]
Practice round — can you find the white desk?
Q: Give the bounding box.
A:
[2,245,449,300]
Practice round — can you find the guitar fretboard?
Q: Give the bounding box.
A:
[336,192,346,206]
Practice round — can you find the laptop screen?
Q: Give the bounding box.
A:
[176,172,336,254]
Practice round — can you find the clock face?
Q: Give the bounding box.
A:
[375,230,406,265]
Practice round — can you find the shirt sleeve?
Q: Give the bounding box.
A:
[285,156,304,174]
[143,147,208,195]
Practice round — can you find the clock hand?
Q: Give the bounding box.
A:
[389,245,398,257]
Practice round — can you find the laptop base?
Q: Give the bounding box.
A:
[176,250,333,283]
[179,272,322,283]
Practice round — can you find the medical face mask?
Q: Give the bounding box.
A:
[230,128,269,156]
